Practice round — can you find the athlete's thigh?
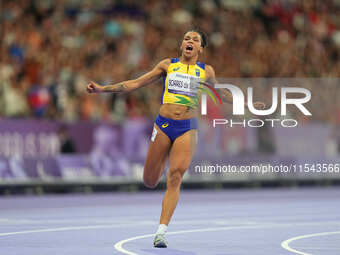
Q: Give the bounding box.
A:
[143,124,171,180]
[168,129,198,174]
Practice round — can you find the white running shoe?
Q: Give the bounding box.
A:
[153,234,168,248]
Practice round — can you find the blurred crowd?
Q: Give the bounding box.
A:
[1,0,340,123]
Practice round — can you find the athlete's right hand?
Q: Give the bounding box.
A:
[87,81,103,93]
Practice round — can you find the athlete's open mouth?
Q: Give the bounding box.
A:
[186,45,193,51]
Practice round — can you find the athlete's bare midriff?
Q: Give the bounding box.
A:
[159,103,197,120]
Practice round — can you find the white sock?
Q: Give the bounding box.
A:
[156,224,168,235]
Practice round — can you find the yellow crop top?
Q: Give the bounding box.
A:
[161,58,206,108]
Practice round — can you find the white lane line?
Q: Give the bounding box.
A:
[281,231,340,255]
[0,222,153,237]
[2,220,337,238]
[293,246,340,250]
[114,222,340,255]
[0,220,263,238]
[114,224,278,255]
[1,220,340,255]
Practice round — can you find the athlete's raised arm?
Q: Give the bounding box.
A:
[203,65,265,109]
[87,59,170,94]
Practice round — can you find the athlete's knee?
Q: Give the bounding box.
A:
[143,178,158,189]
[167,168,185,189]
[143,173,158,189]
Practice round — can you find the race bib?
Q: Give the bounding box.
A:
[167,73,200,97]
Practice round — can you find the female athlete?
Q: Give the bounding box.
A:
[87,29,265,248]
